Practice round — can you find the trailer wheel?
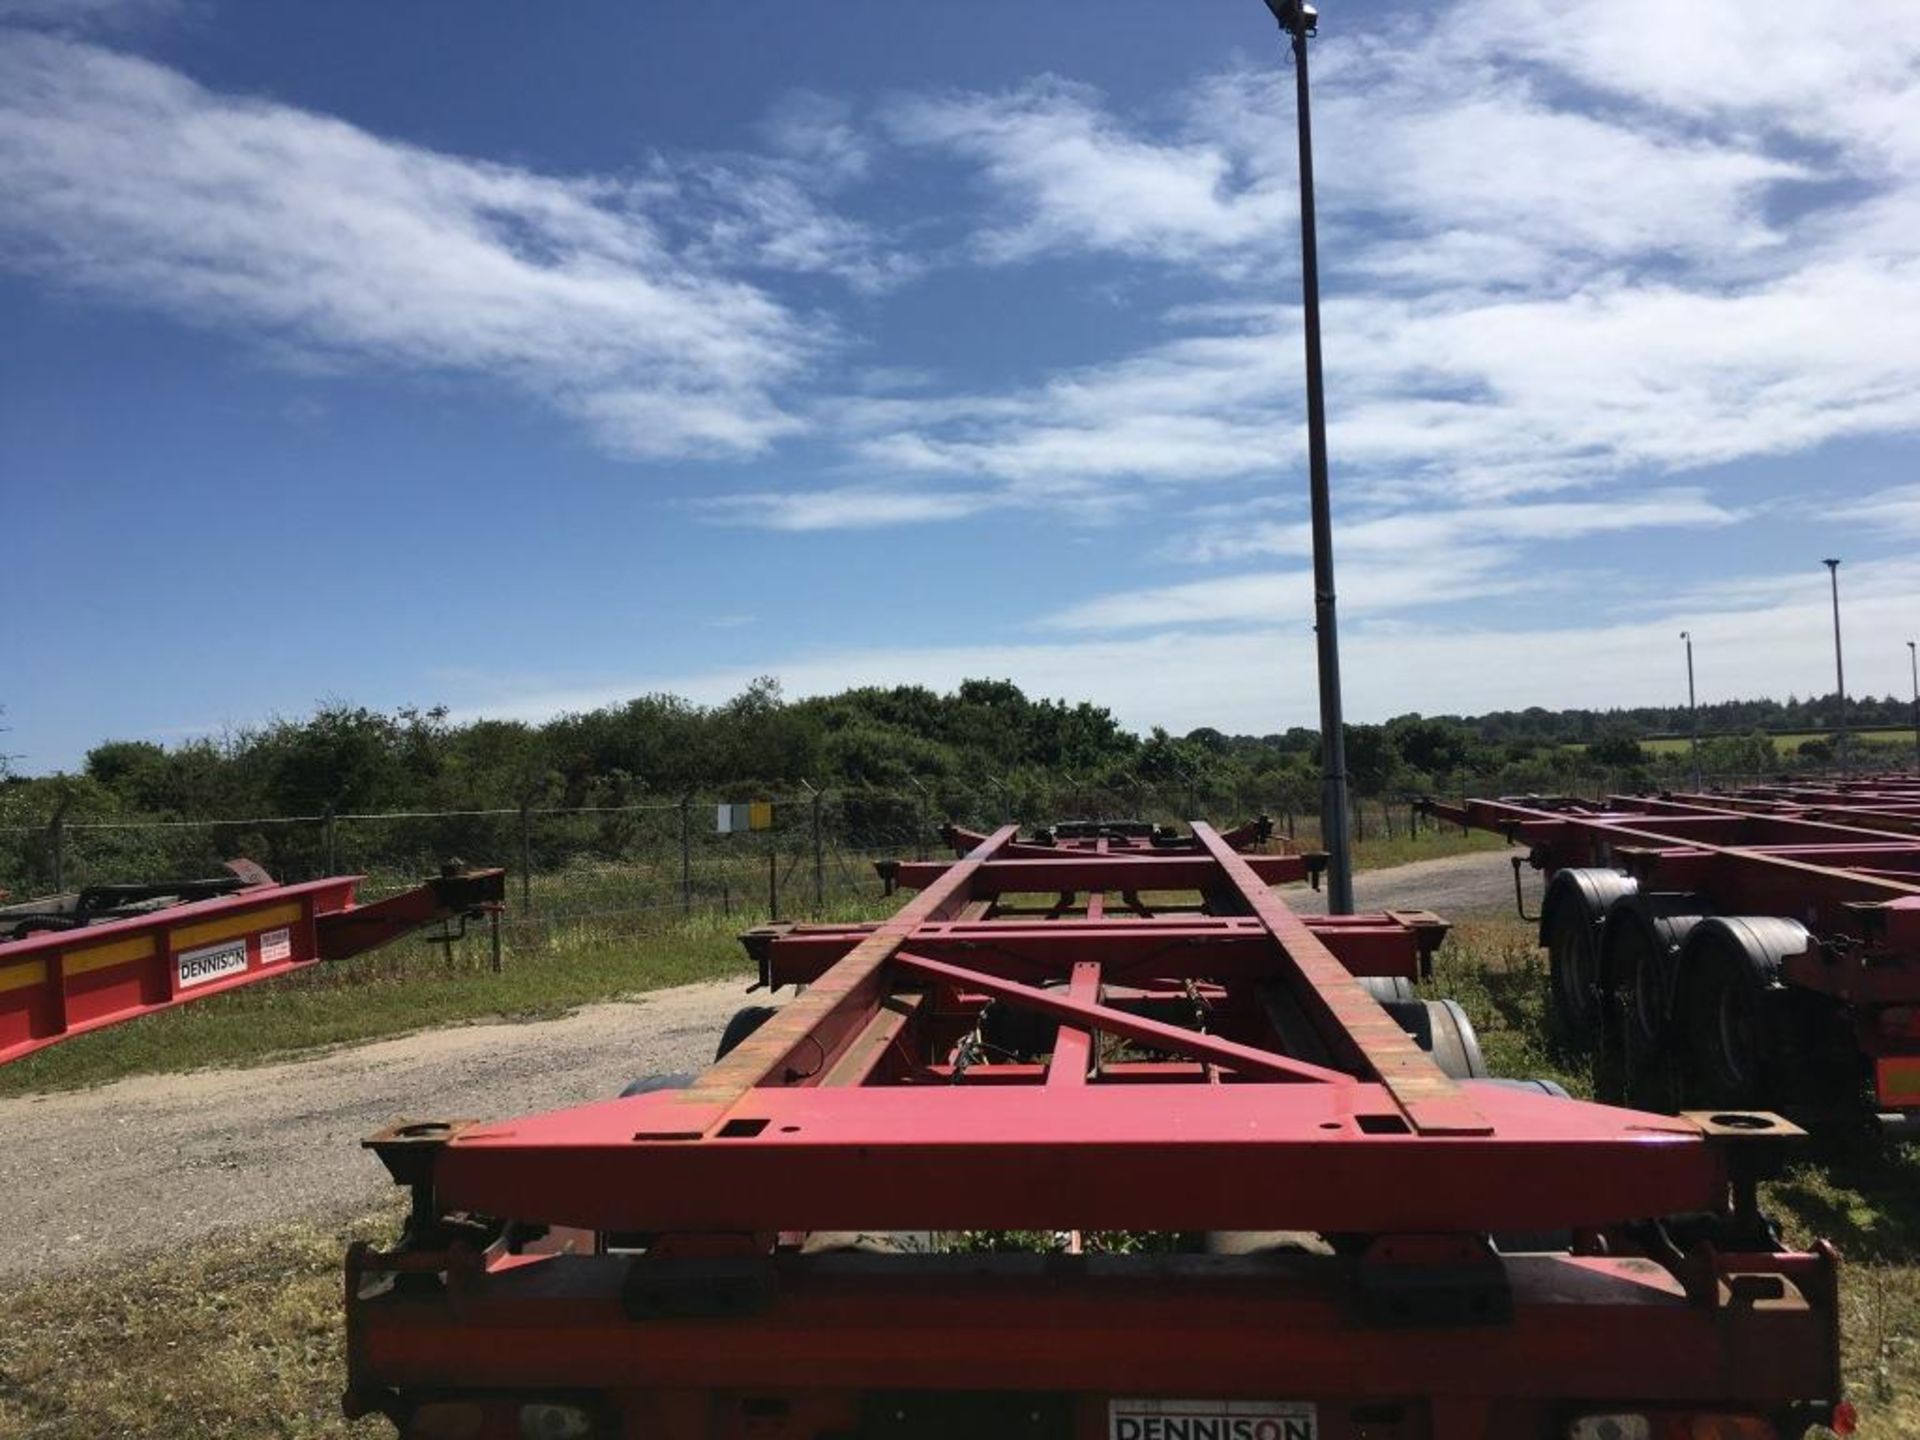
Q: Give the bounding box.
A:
[1600,896,1710,1056]
[1358,976,1417,1005]
[1539,868,1637,1042]
[715,1004,779,1061]
[1382,998,1488,1080]
[1544,904,1601,1040]
[1679,917,1807,1107]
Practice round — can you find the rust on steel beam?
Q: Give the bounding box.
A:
[629,824,1020,1139]
[1189,822,1489,1135]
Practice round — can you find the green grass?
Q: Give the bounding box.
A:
[1584,729,1915,757]
[0,1205,401,1439]
[0,911,771,1098]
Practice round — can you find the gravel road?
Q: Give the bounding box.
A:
[0,848,1515,1280]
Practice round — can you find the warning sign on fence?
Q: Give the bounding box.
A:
[716,801,773,833]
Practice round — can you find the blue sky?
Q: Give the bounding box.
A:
[3,0,1919,774]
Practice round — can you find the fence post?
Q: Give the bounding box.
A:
[679,795,692,917]
[518,800,533,913]
[810,788,825,912]
[49,803,67,892]
[323,803,338,875]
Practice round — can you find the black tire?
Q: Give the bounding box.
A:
[716,1004,779,1061]
[1539,869,1637,1043]
[1358,976,1417,1005]
[1601,896,1709,1058]
[1685,937,1770,1106]
[1545,902,1602,1042]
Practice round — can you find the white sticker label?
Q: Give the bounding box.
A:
[1109,1401,1316,1440]
[258,927,292,965]
[176,938,248,990]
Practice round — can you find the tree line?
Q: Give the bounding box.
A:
[5,678,1911,830]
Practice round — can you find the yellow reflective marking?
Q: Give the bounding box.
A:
[0,960,49,995]
[170,902,302,951]
[66,935,156,977]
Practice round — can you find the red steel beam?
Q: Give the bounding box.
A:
[888,853,1309,893]
[1189,822,1488,1135]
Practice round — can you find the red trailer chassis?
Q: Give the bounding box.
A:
[346,821,1844,1439]
[1421,783,1920,1132]
[0,863,506,1066]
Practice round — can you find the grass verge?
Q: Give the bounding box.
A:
[0,1205,400,1439]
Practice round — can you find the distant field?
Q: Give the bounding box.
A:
[1565,727,1915,757]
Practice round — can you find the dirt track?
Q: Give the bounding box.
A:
[0,848,1515,1280]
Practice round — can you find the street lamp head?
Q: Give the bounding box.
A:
[1680,630,1689,641]
[1265,0,1319,35]
[1823,557,1841,569]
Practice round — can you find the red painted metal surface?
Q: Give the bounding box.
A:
[0,867,505,1066]
[1422,786,1920,1117]
[345,821,1841,1437]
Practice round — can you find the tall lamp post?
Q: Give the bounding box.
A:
[1681,631,1701,791]
[1908,640,1918,774]
[1266,0,1353,914]
[1823,559,1847,776]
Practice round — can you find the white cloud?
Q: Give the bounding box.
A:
[695,486,1000,531]
[815,4,1920,532]
[1038,549,1539,632]
[1177,492,1743,564]
[885,78,1295,265]
[1827,483,1920,539]
[0,33,877,459]
[449,555,1920,737]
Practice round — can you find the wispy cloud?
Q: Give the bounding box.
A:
[769,1,1920,548]
[0,32,889,459]
[448,555,1920,737]
[1827,483,1920,539]
[1176,492,1745,564]
[695,486,1001,531]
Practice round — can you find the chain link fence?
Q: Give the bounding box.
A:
[0,765,1849,957]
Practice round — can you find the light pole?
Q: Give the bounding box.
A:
[1681,631,1700,791]
[1823,559,1847,776]
[1908,640,1918,774]
[1266,0,1354,914]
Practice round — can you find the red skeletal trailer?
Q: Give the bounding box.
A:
[1421,781,1920,1131]
[347,821,1844,1440]
[0,863,505,1065]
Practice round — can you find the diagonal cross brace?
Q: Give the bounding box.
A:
[1189,823,1489,1135]
[893,951,1354,1086]
[637,825,1021,1139]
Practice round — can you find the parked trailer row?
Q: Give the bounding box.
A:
[346,820,1845,1439]
[1420,782,1920,1134]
